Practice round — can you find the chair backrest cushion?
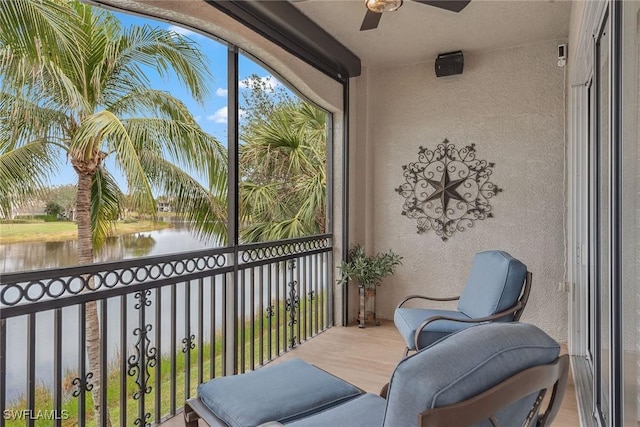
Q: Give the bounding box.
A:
[382,322,560,427]
[457,250,527,319]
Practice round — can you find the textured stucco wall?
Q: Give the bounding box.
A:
[352,41,568,341]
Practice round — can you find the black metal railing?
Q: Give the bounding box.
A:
[0,234,333,426]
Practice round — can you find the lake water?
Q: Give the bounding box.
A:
[1,223,221,401]
[0,221,213,274]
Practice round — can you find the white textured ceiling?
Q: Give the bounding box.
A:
[291,0,572,69]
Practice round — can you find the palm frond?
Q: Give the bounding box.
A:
[91,168,122,249]
[294,172,326,232]
[111,24,213,104]
[0,0,84,68]
[0,0,90,113]
[0,91,69,151]
[71,110,155,212]
[293,101,327,142]
[239,181,281,222]
[1,50,89,113]
[120,117,227,191]
[0,141,57,217]
[106,88,194,121]
[241,217,309,243]
[138,151,227,244]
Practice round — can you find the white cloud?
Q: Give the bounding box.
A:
[167,25,200,38]
[194,115,202,122]
[239,75,280,91]
[207,107,228,124]
[207,107,247,124]
[215,88,228,97]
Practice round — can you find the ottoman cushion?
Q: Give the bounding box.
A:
[197,358,362,427]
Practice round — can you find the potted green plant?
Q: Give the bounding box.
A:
[338,244,402,328]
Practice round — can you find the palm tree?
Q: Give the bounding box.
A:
[239,99,327,241]
[0,1,226,424]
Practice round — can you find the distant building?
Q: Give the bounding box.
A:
[157,200,172,212]
[10,199,47,219]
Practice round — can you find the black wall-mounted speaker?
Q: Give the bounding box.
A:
[435,51,464,77]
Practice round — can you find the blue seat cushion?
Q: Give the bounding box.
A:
[197,358,362,427]
[285,393,386,427]
[457,250,527,319]
[394,307,478,350]
[383,322,560,427]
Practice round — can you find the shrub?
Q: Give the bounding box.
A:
[34,214,58,222]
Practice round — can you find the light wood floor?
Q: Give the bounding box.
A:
[160,321,580,426]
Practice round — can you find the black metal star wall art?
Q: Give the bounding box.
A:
[395,139,502,241]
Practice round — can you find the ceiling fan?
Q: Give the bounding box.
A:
[360,0,471,31]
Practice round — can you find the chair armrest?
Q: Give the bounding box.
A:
[414,302,525,351]
[397,294,460,309]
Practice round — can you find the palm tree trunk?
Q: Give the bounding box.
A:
[76,172,112,427]
[77,172,93,265]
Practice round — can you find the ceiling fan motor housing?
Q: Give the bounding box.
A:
[435,51,464,77]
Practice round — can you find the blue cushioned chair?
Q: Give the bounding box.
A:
[394,250,532,355]
[184,323,568,427]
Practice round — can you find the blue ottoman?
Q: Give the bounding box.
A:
[185,358,363,427]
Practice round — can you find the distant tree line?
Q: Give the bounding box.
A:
[43,184,77,219]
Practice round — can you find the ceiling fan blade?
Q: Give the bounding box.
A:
[360,9,382,31]
[412,0,471,13]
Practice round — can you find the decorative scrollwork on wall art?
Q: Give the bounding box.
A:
[395,139,502,241]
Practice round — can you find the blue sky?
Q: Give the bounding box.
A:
[49,8,283,187]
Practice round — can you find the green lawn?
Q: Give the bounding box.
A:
[0,221,172,244]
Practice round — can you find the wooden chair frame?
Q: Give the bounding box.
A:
[184,397,228,427]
